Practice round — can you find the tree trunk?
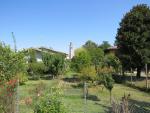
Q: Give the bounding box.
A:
[110,90,112,103]
[137,67,141,78]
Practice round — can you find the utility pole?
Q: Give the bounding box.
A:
[12,32,19,113]
[69,42,73,59]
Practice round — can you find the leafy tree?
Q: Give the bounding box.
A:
[0,42,27,81]
[83,40,98,49]
[103,74,114,103]
[71,48,91,72]
[83,41,104,72]
[115,4,150,78]
[80,66,97,82]
[99,41,111,50]
[103,53,121,73]
[42,53,65,78]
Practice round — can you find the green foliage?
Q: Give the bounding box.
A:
[83,40,98,48]
[18,72,28,85]
[99,41,111,50]
[103,74,114,92]
[34,88,68,113]
[115,4,150,77]
[103,53,121,73]
[42,53,65,77]
[102,73,114,102]
[80,66,97,82]
[71,48,91,72]
[83,41,104,72]
[28,62,47,79]
[29,62,47,75]
[0,42,27,113]
[28,49,37,63]
[0,42,27,81]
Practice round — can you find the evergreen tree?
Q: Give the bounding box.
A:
[116,4,150,78]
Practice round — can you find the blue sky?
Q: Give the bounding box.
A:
[0,0,150,53]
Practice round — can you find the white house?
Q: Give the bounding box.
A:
[24,47,68,62]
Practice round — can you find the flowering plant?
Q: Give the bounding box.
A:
[0,79,17,113]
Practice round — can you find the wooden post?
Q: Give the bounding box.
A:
[145,64,149,89]
[84,82,87,113]
[130,68,133,85]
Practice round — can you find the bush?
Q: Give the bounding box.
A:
[0,79,17,113]
[34,88,68,113]
[28,62,47,78]
[42,53,65,78]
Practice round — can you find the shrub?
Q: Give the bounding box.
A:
[0,42,27,113]
[42,53,65,78]
[28,62,47,79]
[0,79,17,113]
[34,88,68,113]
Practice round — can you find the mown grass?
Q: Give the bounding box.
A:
[19,78,150,113]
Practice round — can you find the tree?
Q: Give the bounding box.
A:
[83,40,98,49]
[103,74,114,103]
[99,41,111,50]
[104,53,121,73]
[0,42,27,81]
[42,53,65,78]
[115,4,150,78]
[71,48,91,72]
[80,66,97,82]
[83,41,104,72]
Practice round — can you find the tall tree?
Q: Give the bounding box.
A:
[115,4,150,78]
[83,40,104,72]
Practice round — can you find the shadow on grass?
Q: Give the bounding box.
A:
[71,82,84,88]
[129,99,150,113]
[87,95,100,101]
[112,74,150,93]
[81,95,100,101]
[62,77,81,83]
[95,102,111,113]
[125,83,150,93]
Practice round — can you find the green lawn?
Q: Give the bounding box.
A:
[19,79,150,113]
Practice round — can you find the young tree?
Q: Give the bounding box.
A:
[71,48,91,72]
[80,66,97,82]
[103,74,114,103]
[116,4,150,78]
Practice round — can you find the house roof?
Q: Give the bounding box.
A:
[106,46,118,50]
[25,47,68,55]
